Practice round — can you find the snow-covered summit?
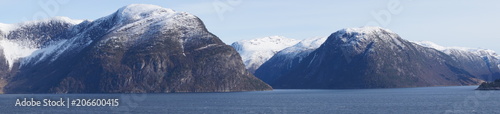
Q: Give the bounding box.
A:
[110,4,198,31]
[231,36,300,73]
[333,26,399,43]
[342,26,394,35]
[116,4,177,23]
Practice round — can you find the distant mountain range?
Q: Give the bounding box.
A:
[0,4,271,93]
[2,4,497,93]
[235,27,500,89]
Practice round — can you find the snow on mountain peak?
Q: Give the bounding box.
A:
[117,4,176,22]
[108,4,199,38]
[330,26,404,52]
[412,41,500,58]
[411,41,447,51]
[333,26,398,43]
[343,26,394,35]
[231,36,300,72]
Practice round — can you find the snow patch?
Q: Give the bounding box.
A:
[20,39,67,66]
[1,17,83,37]
[0,39,38,68]
[195,44,218,51]
[0,23,18,36]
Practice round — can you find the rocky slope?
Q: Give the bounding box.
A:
[258,27,500,89]
[231,36,299,73]
[1,4,271,93]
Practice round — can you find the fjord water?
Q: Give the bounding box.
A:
[0,86,498,113]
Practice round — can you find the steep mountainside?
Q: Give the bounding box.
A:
[2,4,271,93]
[255,36,327,84]
[261,27,500,89]
[231,36,299,73]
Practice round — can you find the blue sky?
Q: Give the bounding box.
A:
[1,0,499,52]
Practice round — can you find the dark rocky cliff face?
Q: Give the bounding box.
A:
[2,4,271,93]
[476,79,500,90]
[257,27,499,89]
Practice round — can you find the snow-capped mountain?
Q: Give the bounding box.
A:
[413,41,499,60]
[231,36,299,73]
[258,26,500,89]
[2,4,271,93]
[0,17,83,69]
[412,41,500,79]
[254,36,327,83]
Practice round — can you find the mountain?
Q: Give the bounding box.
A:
[254,36,327,84]
[260,27,500,89]
[412,41,500,81]
[231,36,299,73]
[1,4,271,93]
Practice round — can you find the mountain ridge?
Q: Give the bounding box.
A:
[256,26,500,89]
